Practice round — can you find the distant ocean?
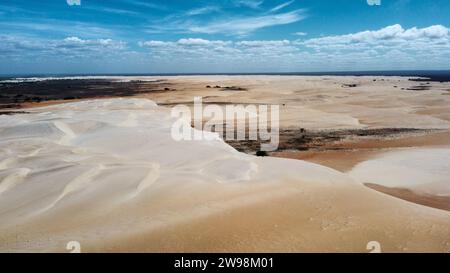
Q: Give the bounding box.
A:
[2,70,450,82]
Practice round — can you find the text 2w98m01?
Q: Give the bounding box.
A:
[218,257,273,268]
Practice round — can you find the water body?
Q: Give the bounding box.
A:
[2,70,450,82]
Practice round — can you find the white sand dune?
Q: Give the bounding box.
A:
[349,148,450,196]
[0,98,449,252]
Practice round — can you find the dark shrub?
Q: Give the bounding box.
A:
[256,150,268,157]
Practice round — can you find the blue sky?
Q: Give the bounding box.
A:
[1,0,450,74]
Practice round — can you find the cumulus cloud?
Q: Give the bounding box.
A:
[295,24,450,70]
[236,40,290,47]
[138,23,450,58]
[139,38,298,61]
[66,0,81,6]
[138,38,231,48]
[303,24,449,49]
[139,38,294,49]
[0,35,126,59]
[178,38,232,47]
[60,37,126,50]
[138,40,171,47]
[3,24,450,73]
[136,24,450,71]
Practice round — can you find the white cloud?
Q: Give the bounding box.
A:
[270,0,295,12]
[60,37,126,50]
[236,40,290,47]
[0,35,126,59]
[233,0,264,9]
[99,7,138,15]
[0,19,116,38]
[66,0,81,6]
[139,39,295,49]
[139,38,298,61]
[303,24,449,49]
[186,6,220,16]
[138,40,172,47]
[138,39,231,48]
[177,38,231,46]
[188,9,307,35]
[63,36,84,44]
[294,31,307,36]
[145,1,305,36]
[136,24,450,71]
[3,24,450,72]
[127,0,166,10]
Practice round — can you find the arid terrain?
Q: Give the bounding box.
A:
[0,75,449,252]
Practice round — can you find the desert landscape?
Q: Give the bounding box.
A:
[0,75,449,252]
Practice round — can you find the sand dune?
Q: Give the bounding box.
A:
[0,98,449,252]
[349,148,450,196]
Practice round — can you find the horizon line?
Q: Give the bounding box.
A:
[2,69,450,78]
